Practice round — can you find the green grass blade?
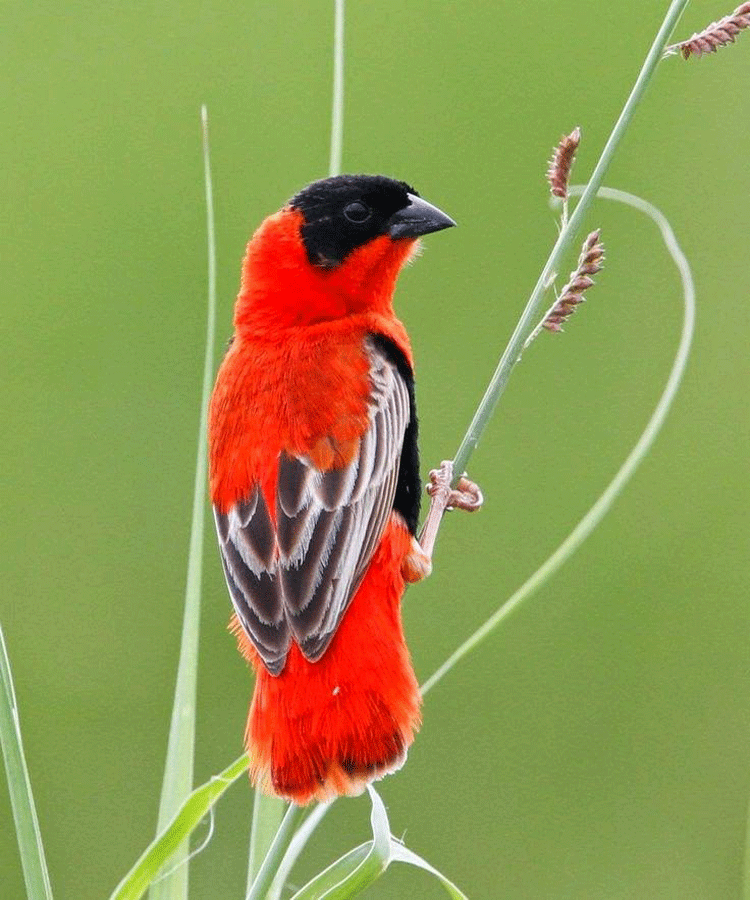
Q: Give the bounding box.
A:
[389,843,468,900]
[421,186,695,698]
[328,0,345,177]
[289,844,372,900]
[246,791,287,890]
[246,801,306,900]
[0,626,54,900]
[267,802,331,900]
[110,754,248,900]
[149,104,218,900]
[289,788,391,900]
[286,789,468,900]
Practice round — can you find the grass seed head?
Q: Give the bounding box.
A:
[665,2,750,59]
[544,230,605,332]
[546,127,581,200]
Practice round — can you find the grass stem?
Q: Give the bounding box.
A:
[329,0,345,177]
[149,104,217,900]
[0,627,54,900]
[246,792,287,892]
[451,0,690,481]
[421,186,695,697]
[246,803,306,900]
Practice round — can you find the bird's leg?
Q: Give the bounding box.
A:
[420,459,483,557]
[402,460,483,583]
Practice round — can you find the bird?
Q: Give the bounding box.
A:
[208,174,481,804]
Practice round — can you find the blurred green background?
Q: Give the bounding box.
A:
[2,1,749,898]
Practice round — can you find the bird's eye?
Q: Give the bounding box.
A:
[343,201,372,224]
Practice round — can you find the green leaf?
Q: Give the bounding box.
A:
[389,842,468,900]
[109,754,248,900]
[148,105,218,900]
[289,788,391,900]
[0,626,54,900]
[287,787,469,899]
[289,844,373,900]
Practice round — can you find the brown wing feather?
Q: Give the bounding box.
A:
[213,337,410,673]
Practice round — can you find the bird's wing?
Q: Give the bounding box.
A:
[214,337,411,674]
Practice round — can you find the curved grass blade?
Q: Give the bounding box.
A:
[0,626,54,900]
[389,843,468,900]
[421,185,695,697]
[289,787,390,899]
[290,844,372,900]
[109,754,248,900]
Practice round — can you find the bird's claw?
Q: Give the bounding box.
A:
[448,475,483,512]
[426,460,483,513]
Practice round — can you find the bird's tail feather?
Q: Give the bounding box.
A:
[235,521,421,804]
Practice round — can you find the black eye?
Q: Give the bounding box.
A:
[343,201,372,224]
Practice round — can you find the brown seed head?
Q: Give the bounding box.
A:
[544,230,605,332]
[665,2,750,59]
[546,127,581,199]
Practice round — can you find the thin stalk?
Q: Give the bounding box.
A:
[149,105,217,899]
[246,792,287,892]
[267,803,332,900]
[421,186,695,697]
[329,0,345,177]
[451,0,690,480]
[246,803,306,900]
[0,627,54,900]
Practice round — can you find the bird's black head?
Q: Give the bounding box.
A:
[289,174,455,268]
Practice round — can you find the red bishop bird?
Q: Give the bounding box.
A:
[209,174,481,804]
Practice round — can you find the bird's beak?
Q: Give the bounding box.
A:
[387,194,456,239]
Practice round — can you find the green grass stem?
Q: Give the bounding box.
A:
[267,802,332,900]
[451,0,690,481]
[246,802,306,900]
[246,792,287,891]
[149,104,217,900]
[329,0,345,177]
[0,627,54,900]
[421,185,696,697]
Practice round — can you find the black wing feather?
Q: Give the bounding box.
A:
[213,335,417,673]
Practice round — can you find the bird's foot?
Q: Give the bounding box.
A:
[426,460,483,513]
[412,460,483,570]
